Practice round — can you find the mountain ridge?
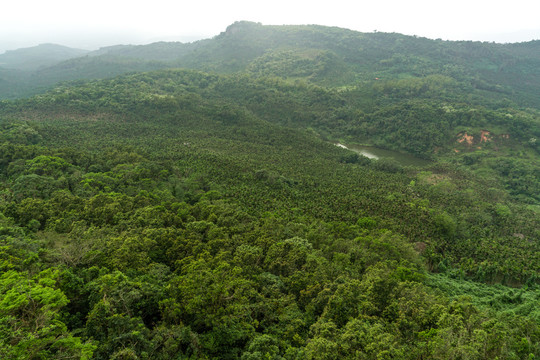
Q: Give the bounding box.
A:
[1,22,540,106]
[0,43,89,71]
[0,22,538,359]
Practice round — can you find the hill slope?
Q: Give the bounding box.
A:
[0,68,539,358]
[2,22,540,108]
[0,43,89,70]
[0,23,539,359]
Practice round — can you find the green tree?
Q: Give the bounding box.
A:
[0,269,95,359]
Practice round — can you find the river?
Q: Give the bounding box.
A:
[336,143,431,167]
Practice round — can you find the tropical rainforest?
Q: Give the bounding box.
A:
[0,21,539,359]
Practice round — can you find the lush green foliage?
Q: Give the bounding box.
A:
[2,21,540,107]
[0,23,538,359]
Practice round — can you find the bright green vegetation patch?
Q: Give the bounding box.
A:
[428,273,540,319]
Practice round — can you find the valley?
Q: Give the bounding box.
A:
[0,22,538,359]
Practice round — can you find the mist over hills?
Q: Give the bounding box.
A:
[2,21,540,106]
[0,43,89,71]
[0,21,539,359]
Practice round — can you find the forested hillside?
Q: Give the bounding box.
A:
[2,21,540,106]
[0,23,538,359]
[0,44,89,71]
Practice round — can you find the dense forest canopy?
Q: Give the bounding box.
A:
[0,22,538,359]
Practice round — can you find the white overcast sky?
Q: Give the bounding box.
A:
[1,0,540,53]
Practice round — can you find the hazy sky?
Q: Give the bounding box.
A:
[2,0,540,53]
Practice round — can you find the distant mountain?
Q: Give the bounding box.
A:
[0,27,539,358]
[1,22,540,108]
[0,43,89,71]
[177,22,540,106]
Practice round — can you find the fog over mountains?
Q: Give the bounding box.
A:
[2,22,540,107]
[0,21,539,359]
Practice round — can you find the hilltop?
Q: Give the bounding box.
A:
[0,43,89,71]
[0,22,538,359]
[1,22,540,107]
